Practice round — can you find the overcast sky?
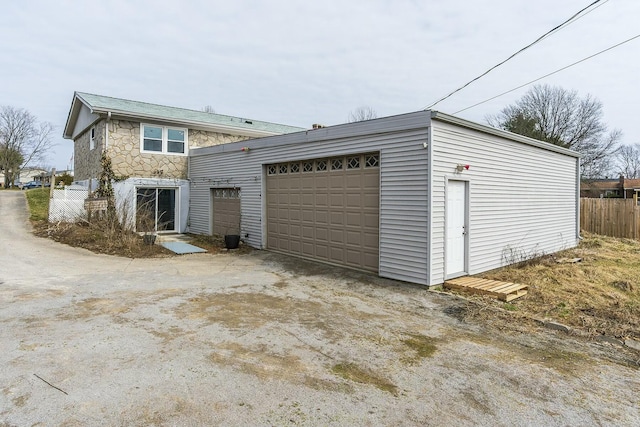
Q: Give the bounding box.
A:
[1,0,638,171]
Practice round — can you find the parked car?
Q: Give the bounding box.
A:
[21,181,40,190]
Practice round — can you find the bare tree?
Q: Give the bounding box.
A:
[0,106,54,187]
[348,106,378,123]
[202,105,216,114]
[486,84,620,178]
[615,144,640,179]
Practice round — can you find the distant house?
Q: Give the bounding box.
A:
[580,179,621,198]
[62,92,304,233]
[581,177,640,201]
[33,169,73,186]
[0,167,48,187]
[22,168,49,184]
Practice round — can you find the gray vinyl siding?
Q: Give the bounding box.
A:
[190,112,431,285]
[72,104,99,139]
[429,120,579,285]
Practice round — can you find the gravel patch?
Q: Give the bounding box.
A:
[1,191,639,426]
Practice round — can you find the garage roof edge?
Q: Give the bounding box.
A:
[430,111,581,158]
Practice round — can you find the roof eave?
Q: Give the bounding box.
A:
[62,92,84,139]
[92,107,286,138]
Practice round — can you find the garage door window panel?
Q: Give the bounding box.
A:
[365,154,379,167]
[347,156,360,169]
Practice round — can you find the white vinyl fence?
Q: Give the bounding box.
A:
[48,185,89,222]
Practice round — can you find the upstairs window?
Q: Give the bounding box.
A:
[143,126,163,152]
[141,124,188,155]
[89,126,96,150]
[167,129,185,153]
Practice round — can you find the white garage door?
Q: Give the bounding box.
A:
[266,153,380,272]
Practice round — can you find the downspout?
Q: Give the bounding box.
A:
[576,157,582,240]
[426,121,434,286]
[105,111,111,150]
[186,153,191,233]
[98,111,111,193]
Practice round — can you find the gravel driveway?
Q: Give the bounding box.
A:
[1,191,639,426]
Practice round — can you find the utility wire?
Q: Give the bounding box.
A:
[424,0,605,109]
[453,33,640,114]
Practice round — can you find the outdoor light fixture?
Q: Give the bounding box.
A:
[241,147,250,152]
[456,164,470,172]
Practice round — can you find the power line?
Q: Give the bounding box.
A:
[452,33,640,114]
[424,0,606,110]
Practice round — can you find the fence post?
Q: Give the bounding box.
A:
[49,168,56,199]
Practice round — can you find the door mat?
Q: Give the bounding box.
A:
[160,242,207,254]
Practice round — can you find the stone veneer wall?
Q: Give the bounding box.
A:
[106,120,250,179]
[73,120,106,181]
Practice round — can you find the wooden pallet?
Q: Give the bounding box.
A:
[444,277,528,302]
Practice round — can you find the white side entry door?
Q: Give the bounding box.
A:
[446,180,468,277]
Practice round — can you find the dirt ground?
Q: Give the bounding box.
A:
[1,191,639,426]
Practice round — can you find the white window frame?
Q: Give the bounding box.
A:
[89,126,96,150]
[140,124,188,156]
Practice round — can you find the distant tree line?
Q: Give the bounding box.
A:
[0,106,54,187]
[486,84,623,179]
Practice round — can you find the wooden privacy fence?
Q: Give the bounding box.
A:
[580,198,640,239]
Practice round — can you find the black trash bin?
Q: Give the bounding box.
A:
[224,235,240,249]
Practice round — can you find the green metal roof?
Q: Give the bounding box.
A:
[74,92,305,136]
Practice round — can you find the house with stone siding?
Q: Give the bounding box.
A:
[63,92,304,233]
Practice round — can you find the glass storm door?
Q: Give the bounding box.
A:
[136,188,176,232]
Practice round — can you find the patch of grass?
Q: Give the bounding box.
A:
[331,363,397,395]
[402,333,437,359]
[502,303,518,311]
[554,302,572,318]
[25,188,50,221]
[469,232,640,338]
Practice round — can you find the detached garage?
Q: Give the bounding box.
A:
[188,111,580,287]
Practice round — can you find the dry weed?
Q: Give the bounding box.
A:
[463,232,640,339]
